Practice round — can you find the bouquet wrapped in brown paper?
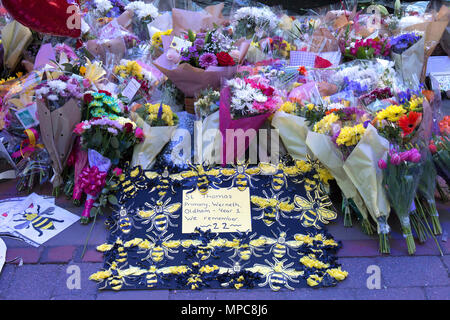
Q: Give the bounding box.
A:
[37,98,81,196]
[153,29,250,112]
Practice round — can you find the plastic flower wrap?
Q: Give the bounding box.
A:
[124,1,159,40]
[380,147,423,255]
[130,103,179,170]
[112,59,159,103]
[232,6,278,40]
[75,116,143,166]
[429,135,450,187]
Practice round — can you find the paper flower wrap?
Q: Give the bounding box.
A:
[306,130,371,224]
[153,35,250,98]
[194,111,222,165]
[391,36,424,86]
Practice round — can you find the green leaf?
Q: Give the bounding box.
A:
[110,137,119,149]
[188,29,195,43]
[108,195,118,205]
[92,131,102,147]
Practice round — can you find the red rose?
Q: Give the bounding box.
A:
[124,122,133,133]
[216,52,235,67]
[83,93,93,104]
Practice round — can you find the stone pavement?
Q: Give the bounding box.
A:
[0,179,449,300]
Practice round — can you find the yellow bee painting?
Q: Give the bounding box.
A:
[137,231,180,264]
[145,168,183,198]
[261,229,302,259]
[90,261,146,291]
[181,163,222,195]
[114,166,148,202]
[138,197,181,233]
[292,189,337,229]
[251,190,295,227]
[258,162,300,191]
[14,205,63,237]
[248,258,302,291]
[227,232,265,261]
[221,162,260,191]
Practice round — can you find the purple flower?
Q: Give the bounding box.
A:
[194,38,205,48]
[198,52,218,69]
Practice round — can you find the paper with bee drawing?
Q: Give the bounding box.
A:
[3,193,79,246]
[182,188,252,234]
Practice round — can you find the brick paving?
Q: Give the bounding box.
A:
[0,183,449,300]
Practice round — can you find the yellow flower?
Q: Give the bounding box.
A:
[152,29,173,47]
[336,124,366,147]
[306,103,315,111]
[408,96,423,111]
[377,105,406,122]
[280,101,296,114]
[79,66,87,76]
[313,113,339,134]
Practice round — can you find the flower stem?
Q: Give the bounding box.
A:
[378,233,390,254]
[342,195,352,227]
[361,218,375,236]
[415,197,444,256]
[426,199,442,235]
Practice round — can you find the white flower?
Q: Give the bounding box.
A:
[107,127,118,135]
[94,0,113,13]
[47,94,59,101]
[125,1,158,20]
[35,87,49,97]
[234,7,278,31]
[47,80,67,92]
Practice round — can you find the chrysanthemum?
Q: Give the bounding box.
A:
[198,53,218,69]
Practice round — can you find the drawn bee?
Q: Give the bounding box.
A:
[251,190,295,227]
[114,166,148,202]
[138,231,180,264]
[291,189,337,229]
[110,206,141,235]
[14,205,64,237]
[250,258,301,291]
[95,261,146,291]
[261,228,302,259]
[227,232,265,261]
[182,163,222,195]
[138,197,181,233]
[258,162,299,191]
[145,168,183,198]
[221,162,260,191]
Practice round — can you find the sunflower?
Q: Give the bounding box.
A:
[398,111,422,136]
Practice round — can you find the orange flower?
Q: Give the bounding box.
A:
[398,111,422,136]
[298,66,307,76]
[325,108,340,115]
[439,116,450,135]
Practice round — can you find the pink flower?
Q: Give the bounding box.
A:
[378,158,387,169]
[82,78,91,88]
[112,167,123,176]
[135,127,145,140]
[409,150,421,163]
[399,150,411,162]
[74,122,86,135]
[390,153,401,165]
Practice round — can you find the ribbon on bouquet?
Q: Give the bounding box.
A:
[11,128,44,159]
[78,149,111,219]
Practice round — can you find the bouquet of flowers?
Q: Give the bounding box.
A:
[74,115,144,223]
[112,59,159,103]
[220,76,281,164]
[390,32,424,85]
[153,28,249,111]
[35,74,89,195]
[380,147,423,255]
[307,106,374,229]
[343,37,391,61]
[130,102,179,170]
[124,1,159,40]
[232,7,278,40]
[429,135,449,187]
